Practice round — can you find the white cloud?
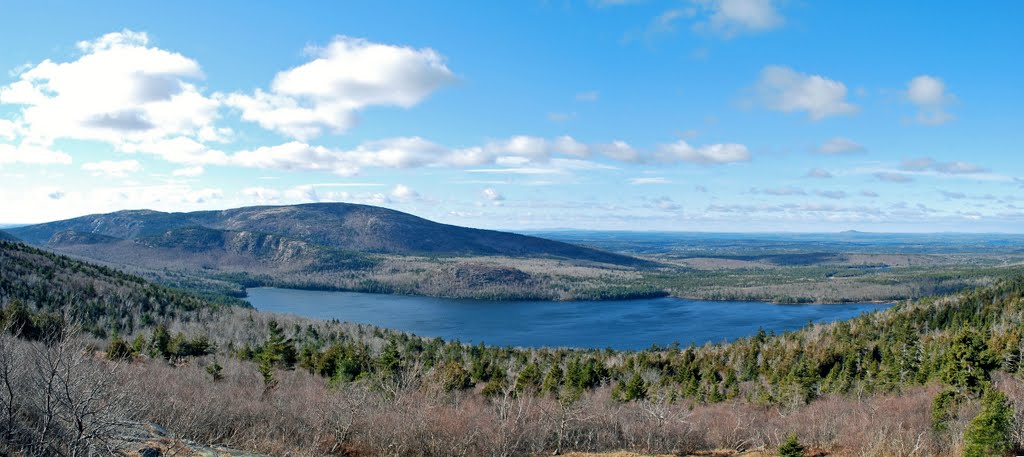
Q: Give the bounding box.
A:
[481,188,505,201]
[597,141,642,162]
[81,159,142,177]
[630,177,671,185]
[754,66,857,120]
[390,184,419,200]
[695,0,784,38]
[817,137,865,155]
[487,135,550,160]
[906,75,955,125]
[552,135,589,157]
[467,167,566,175]
[575,91,599,102]
[119,136,229,165]
[231,141,360,176]
[171,165,204,177]
[656,140,750,164]
[226,36,456,140]
[0,183,223,223]
[0,119,22,140]
[0,142,72,166]
[900,157,988,174]
[222,134,752,175]
[0,30,220,146]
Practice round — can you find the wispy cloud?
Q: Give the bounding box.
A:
[630,177,672,185]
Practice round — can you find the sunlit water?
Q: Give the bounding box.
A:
[246,287,890,350]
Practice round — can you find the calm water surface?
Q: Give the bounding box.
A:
[247,288,890,350]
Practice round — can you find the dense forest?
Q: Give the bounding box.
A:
[0,239,1022,456]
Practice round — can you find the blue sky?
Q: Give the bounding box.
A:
[1,1,1022,232]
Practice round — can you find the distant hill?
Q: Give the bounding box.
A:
[10,203,644,266]
[0,230,18,242]
[5,204,662,300]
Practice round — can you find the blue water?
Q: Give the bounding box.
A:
[246,288,890,350]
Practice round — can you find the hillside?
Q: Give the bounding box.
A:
[1,238,1023,456]
[10,203,645,265]
[0,240,244,336]
[7,203,660,301]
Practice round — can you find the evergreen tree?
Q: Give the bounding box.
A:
[962,388,1014,457]
[622,372,647,401]
[778,433,804,457]
[206,360,224,382]
[941,328,996,392]
[930,388,959,432]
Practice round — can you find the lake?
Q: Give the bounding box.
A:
[246,288,891,350]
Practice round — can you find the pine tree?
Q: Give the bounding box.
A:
[962,388,1014,457]
[778,433,804,457]
[941,328,995,392]
[622,372,647,401]
[206,360,224,382]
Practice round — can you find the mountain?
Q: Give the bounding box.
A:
[7,203,660,300]
[0,230,18,242]
[10,203,643,265]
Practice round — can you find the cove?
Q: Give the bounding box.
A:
[246,287,890,351]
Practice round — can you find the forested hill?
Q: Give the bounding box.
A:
[1,238,1024,454]
[8,203,646,267]
[0,240,244,337]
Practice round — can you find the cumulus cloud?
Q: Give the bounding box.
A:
[552,135,589,157]
[222,133,750,176]
[906,75,955,125]
[390,184,419,200]
[171,165,204,177]
[597,141,642,162]
[807,168,832,178]
[0,119,22,141]
[817,137,865,155]
[481,188,505,201]
[0,142,72,167]
[81,159,142,177]
[656,140,751,164]
[226,36,456,140]
[754,66,857,120]
[119,136,229,165]
[694,0,784,38]
[0,30,219,146]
